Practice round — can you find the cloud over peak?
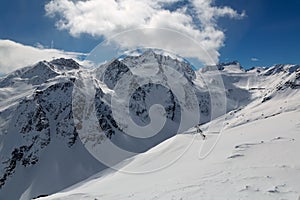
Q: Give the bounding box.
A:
[0,40,85,74]
[45,0,244,65]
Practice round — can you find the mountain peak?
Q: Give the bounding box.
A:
[217,61,242,70]
[50,58,80,70]
[142,49,157,57]
[263,64,300,76]
[201,60,244,73]
[119,49,196,81]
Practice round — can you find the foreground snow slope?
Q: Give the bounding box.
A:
[40,104,300,200]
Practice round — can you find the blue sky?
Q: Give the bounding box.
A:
[216,0,300,68]
[0,0,300,71]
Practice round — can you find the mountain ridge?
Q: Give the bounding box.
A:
[0,53,299,199]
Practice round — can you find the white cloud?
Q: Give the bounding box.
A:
[251,57,259,62]
[45,0,244,65]
[0,39,86,74]
[34,42,45,49]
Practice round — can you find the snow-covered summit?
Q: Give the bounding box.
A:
[50,58,80,70]
[121,49,196,81]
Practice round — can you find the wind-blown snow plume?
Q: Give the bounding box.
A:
[45,0,245,64]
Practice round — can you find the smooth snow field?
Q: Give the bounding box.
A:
[40,108,300,200]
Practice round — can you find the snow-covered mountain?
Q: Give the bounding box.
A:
[0,51,299,200]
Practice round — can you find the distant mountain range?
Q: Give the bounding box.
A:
[0,50,299,199]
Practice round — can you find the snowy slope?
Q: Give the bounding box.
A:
[38,98,300,200]
[0,51,299,200]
